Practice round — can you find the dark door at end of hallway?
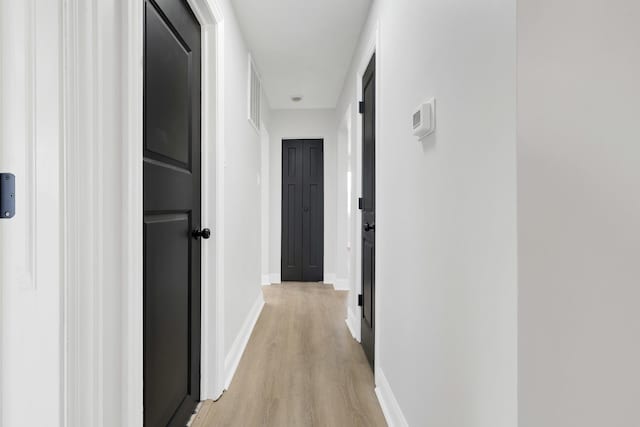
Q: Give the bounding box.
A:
[144,0,204,426]
[360,54,376,370]
[281,139,324,282]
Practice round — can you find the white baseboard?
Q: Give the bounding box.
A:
[269,273,281,284]
[324,273,336,285]
[375,369,409,427]
[224,293,265,389]
[346,306,360,342]
[334,277,350,291]
[261,274,271,286]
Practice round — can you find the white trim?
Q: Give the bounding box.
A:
[186,402,204,427]
[375,369,409,427]
[338,103,357,343]
[334,278,350,291]
[346,307,360,342]
[372,19,383,392]
[63,2,108,425]
[121,0,144,425]
[281,135,326,141]
[261,275,271,286]
[212,6,227,403]
[269,273,281,284]
[324,273,337,285]
[186,0,227,403]
[224,293,265,389]
[187,0,220,23]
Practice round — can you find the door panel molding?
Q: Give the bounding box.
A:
[281,139,324,282]
[143,0,203,421]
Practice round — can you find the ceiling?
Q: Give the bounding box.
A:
[232,0,372,110]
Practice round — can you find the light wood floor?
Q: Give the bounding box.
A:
[191,283,387,427]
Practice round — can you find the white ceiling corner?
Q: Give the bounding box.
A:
[231,0,372,110]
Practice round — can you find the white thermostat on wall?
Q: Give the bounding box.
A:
[413,98,435,139]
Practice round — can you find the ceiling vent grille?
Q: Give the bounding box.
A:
[248,55,261,131]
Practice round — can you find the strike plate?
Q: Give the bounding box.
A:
[0,173,16,219]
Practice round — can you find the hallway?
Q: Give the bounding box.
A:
[192,284,387,427]
[2,0,640,425]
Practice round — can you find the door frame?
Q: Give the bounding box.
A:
[276,135,327,283]
[62,0,227,425]
[352,21,382,387]
[124,0,227,418]
[280,138,325,282]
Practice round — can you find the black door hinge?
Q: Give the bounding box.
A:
[358,197,364,210]
[358,294,363,306]
[358,101,365,114]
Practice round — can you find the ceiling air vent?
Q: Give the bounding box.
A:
[248,55,262,131]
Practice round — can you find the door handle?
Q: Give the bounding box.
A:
[192,228,212,240]
[363,222,375,232]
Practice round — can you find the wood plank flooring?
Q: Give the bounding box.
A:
[191,283,387,427]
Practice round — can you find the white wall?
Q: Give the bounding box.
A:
[219,0,266,361]
[335,109,353,292]
[260,124,271,285]
[336,0,518,425]
[517,1,640,426]
[268,109,338,283]
[0,1,62,425]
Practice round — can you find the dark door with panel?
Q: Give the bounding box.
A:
[144,1,205,426]
[281,139,324,282]
[360,55,376,370]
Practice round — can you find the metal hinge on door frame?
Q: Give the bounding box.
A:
[358,294,363,306]
[358,101,365,114]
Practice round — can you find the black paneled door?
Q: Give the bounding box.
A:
[143,0,203,426]
[281,139,324,282]
[361,54,376,370]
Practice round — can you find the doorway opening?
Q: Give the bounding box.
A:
[281,139,325,282]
